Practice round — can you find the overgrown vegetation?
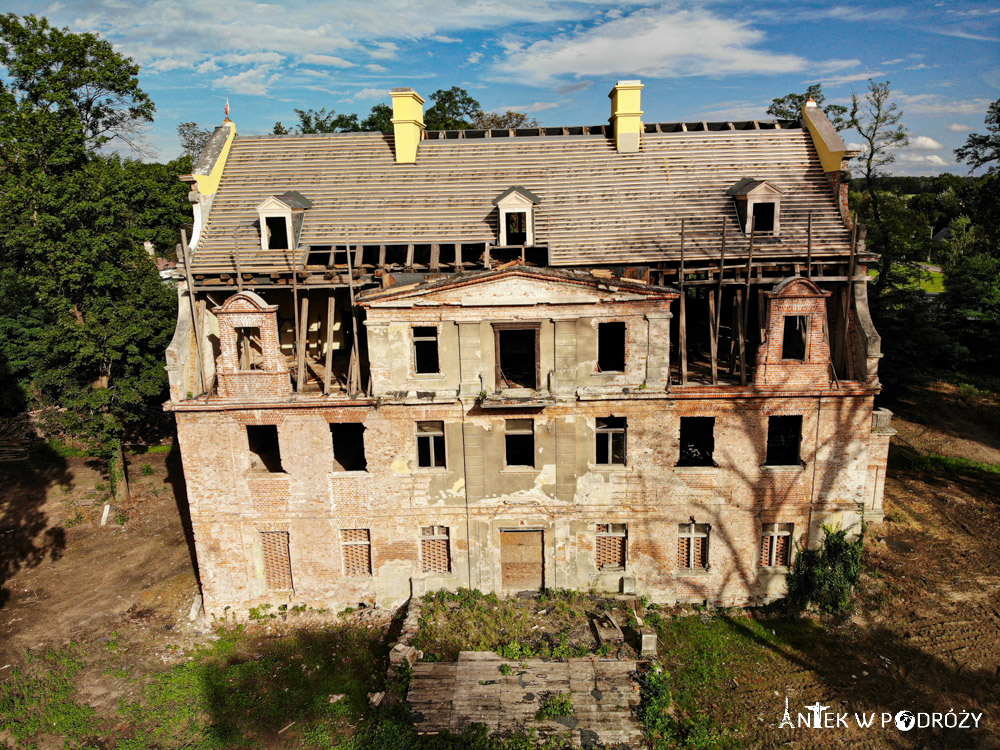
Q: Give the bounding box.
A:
[786,525,866,615]
[534,692,573,721]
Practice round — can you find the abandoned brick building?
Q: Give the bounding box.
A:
[165,81,894,616]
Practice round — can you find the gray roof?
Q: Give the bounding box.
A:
[191,123,851,274]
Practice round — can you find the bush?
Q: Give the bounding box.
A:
[785,524,865,615]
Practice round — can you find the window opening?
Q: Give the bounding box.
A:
[417,421,446,468]
[505,419,535,467]
[595,416,627,465]
[413,326,440,374]
[260,531,292,590]
[678,523,710,569]
[235,326,263,371]
[306,246,331,267]
[421,525,450,573]
[765,415,802,466]
[760,523,793,567]
[678,417,715,467]
[496,327,538,388]
[330,423,367,471]
[505,211,527,245]
[265,216,289,250]
[247,425,282,473]
[781,315,808,361]
[341,529,371,576]
[753,202,775,233]
[596,523,627,571]
[597,321,626,372]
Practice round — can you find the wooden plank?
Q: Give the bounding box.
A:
[296,295,309,390]
[180,230,207,398]
[712,217,726,386]
[679,218,687,386]
[323,295,335,395]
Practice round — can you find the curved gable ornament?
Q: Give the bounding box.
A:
[216,290,277,314]
[769,276,830,299]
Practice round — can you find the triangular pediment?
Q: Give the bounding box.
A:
[360,268,675,308]
[493,186,541,207]
[727,178,783,198]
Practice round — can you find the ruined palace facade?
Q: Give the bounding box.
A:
[165,82,893,616]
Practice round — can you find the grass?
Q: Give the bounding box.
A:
[889,443,1000,476]
[867,265,944,293]
[535,692,573,721]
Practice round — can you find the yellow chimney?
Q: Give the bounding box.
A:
[391,87,425,164]
[609,80,643,154]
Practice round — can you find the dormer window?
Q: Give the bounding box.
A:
[493,186,540,247]
[727,178,782,236]
[255,191,312,252]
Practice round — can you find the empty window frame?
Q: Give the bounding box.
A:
[596,523,627,571]
[260,531,293,590]
[597,322,626,372]
[595,416,627,465]
[341,528,371,576]
[421,525,450,573]
[505,211,527,245]
[264,215,289,250]
[677,416,715,467]
[495,324,539,389]
[235,326,264,371]
[781,315,808,361]
[505,419,535,468]
[677,523,710,570]
[412,326,440,374]
[752,202,776,233]
[330,423,367,472]
[247,425,283,473]
[760,523,793,568]
[765,415,802,466]
[417,421,446,468]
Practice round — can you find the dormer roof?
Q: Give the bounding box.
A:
[726,178,783,198]
[256,191,313,212]
[493,186,542,206]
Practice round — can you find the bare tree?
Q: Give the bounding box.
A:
[473,110,540,129]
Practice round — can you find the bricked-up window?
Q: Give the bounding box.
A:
[505,419,535,468]
[341,529,371,576]
[597,322,626,372]
[260,531,292,590]
[596,523,627,571]
[765,415,802,466]
[595,416,626,465]
[329,423,367,472]
[677,417,715,467]
[416,421,446,468]
[235,326,263,371]
[247,425,283,473]
[265,215,289,250]
[412,326,440,374]
[678,523,710,570]
[496,324,539,389]
[781,316,808,361]
[421,525,450,573]
[760,523,793,567]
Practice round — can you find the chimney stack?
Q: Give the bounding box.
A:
[609,80,643,154]
[391,87,425,164]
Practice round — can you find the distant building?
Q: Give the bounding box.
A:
[165,83,892,616]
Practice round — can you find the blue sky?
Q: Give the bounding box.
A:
[10,0,1000,173]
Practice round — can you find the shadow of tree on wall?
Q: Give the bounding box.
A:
[0,352,68,611]
[162,435,200,586]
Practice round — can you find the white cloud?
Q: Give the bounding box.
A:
[466,51,483,65]
[493,7,817,85]
[366,64,389,73]
[217,51,285,66]
[213,67,279,96]
[922,27,1000,43]
[430,34,462,43]
[946,123,972,132]
[880,58,904,66]
[303,53,355,68]
[813,71,885,86]
[347,87,391,102]
[300,69,330,78]
[895,93,993,115]
[368,42,399,60]
[893,151,949,167]
[907,63,932,71]
[496,100,565,113]
[695,100,771,121]
[910,135,945,150]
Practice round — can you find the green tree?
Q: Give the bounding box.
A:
[473,110,541,129]
[0,14,185,493]
[424,86,481,130]
[177,121,212,159]
[767,84,848,130]
[290,107,360,133]
[849,79,909,297]
[360,103,393,132]
[955,98,1000,174]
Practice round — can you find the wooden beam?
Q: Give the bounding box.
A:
[180,230,207,398]
[741,218,755,383]
[324,295,335,395]
[806,212,813,279]
[679,218,687,386]
[736,290,748,386]
[708,287,717,386]
[292,272,301,392]
[712,217,726,386]
[296,294,309,391]
[345,236,362,396]
[232,229,244,292]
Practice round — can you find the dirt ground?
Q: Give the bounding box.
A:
[1,381,998,748]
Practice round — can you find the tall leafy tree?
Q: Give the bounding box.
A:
[424,87,481,130]
[954,99,1000,174]
[767,84,848,130]
[177,121,212,159]
[360,103,393,132]
[473,110,541,129]
[0,14,185,493]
